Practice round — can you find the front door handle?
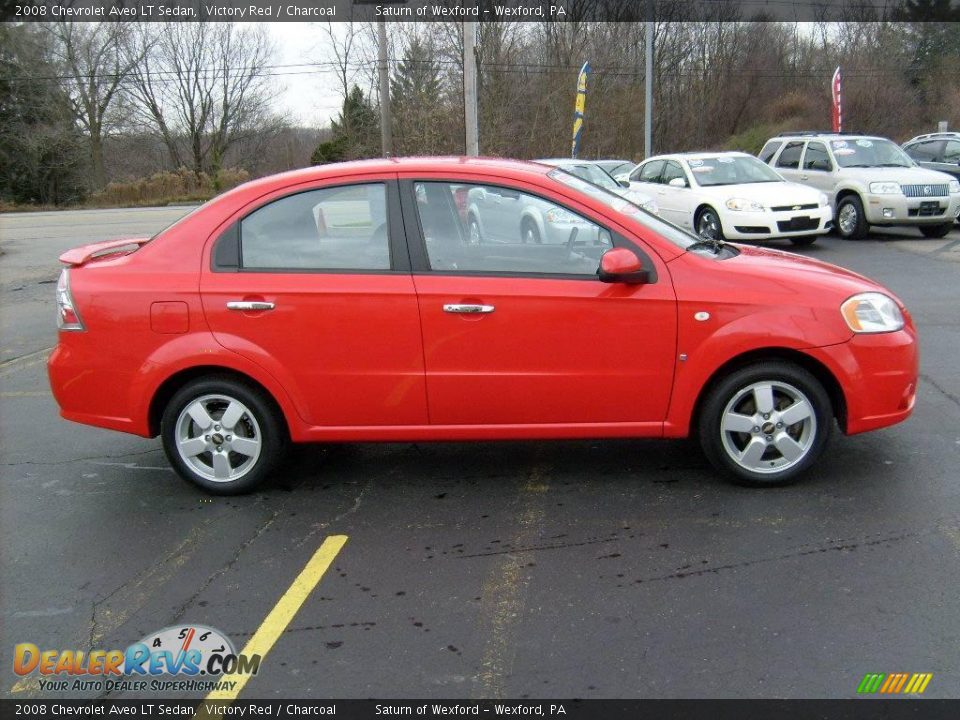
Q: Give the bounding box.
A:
[443,304,495,314]
[227,301,275,311]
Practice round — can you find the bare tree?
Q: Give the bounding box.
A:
[127,22,283,178]
[45,21,140,189]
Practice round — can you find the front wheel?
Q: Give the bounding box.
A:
[835,195,869,239]
[696,207,725,242]
[919,223,953,239]
[698,362,832,487]
[161,375,288,495]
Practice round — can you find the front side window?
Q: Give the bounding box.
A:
[943,140,960,164]
[803,142,833,171]
[414,181,612,276]
[776,142,804,169]
[633,160,665,183]
[662,161,688,186]
[241,183,390,270]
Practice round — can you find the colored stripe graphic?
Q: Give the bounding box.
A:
[858,672,931,694]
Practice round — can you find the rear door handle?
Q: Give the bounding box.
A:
[443,304,495,314]
[227,301,275,311]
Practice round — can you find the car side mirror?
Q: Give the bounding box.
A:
[598,248,650,284]
[668,177,687,188]
[618,179,630,188]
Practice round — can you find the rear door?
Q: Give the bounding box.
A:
[400,175,677,428]
[200,177,428,428]
[774,141,805,183]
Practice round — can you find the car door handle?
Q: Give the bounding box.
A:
[800,174,809,181]
[443,304,495,314]
[226,301,275,311]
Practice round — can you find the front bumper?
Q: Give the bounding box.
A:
[721,205,833,240]
[807,326,919,435]
[863,193,960,225]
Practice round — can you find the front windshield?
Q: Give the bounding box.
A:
[564,163,620,191]
[548,168,699,250]
[829,138,915,168]
[687,155,783,186]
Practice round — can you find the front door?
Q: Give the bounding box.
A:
[402,177,677,428]
[200,179,428,428]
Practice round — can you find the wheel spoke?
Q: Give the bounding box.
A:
[186,401,214,430]
[779,399,812,426]
[722,412,756,433]
[230,437,260,457]
[774,432,805,461]
[739,437,767,468]
[220,401,244,430]
[212,451,232,480]
[179,436,208,458]
[752,384,775,415]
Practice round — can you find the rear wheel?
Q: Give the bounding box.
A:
[698,362,832,487]
[161,376,288,495]
[836,195,869,239]
[919,223,952,239]
[521,218,542,244]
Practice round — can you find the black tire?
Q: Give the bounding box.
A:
[695,206,725,242]
[161,375,288,495]
[919,223,953,239]
[835,195,869,239]
[698,362,833,487]
[788,235,818,247]
[521,217,542,244]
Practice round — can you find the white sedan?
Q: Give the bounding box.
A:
[617,152,833,245]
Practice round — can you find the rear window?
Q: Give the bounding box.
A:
[758,140,783,164]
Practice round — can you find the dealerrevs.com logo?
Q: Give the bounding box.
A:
[14,625,260,693]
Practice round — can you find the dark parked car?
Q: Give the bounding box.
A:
[902,132,960,181]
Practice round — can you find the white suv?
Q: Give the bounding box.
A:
[760,132,960,239]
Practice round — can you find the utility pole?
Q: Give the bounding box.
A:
[463,21,479,156]
[377,20,393,157]
[644,16,654,159]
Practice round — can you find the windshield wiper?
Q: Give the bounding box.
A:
[876,163,910,168]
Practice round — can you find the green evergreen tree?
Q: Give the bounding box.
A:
[311,85,380,164]
[390,37,446,155]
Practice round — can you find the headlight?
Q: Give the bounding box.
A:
[869,182,901,195]
[725,197,765,212]
[819,193,829,207]
[949,180,960,194]
[544,208,586,224]
[841,292,904,333]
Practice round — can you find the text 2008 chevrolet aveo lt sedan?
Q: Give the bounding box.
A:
[48,158,918,494]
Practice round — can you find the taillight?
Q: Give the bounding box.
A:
[56,268,85,331]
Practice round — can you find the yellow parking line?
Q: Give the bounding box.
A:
[204,535,348,703]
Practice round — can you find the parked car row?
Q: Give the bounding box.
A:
[558,130,960,246]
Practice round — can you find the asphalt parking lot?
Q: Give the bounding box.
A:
[1,208,959,700]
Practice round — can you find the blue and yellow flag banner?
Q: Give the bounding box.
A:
[571,61,591,158]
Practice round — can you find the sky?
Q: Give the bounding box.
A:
[268,23,357,128]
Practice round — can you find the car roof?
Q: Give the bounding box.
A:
[644,151,753,162]
[905,131,960,144]
[774,133,887,142]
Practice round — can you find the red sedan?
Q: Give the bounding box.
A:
[48,157,918,494]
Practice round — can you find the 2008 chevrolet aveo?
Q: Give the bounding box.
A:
[48,158,918,494]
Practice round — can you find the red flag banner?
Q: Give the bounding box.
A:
[831,67,843,132]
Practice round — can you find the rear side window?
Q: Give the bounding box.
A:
[905,140,944,162]
[776,142,804,169]
[803,142,833,171]
[241,184,390,271]
[758,140,783,163]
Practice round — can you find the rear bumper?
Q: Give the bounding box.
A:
[807,326,919,435]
